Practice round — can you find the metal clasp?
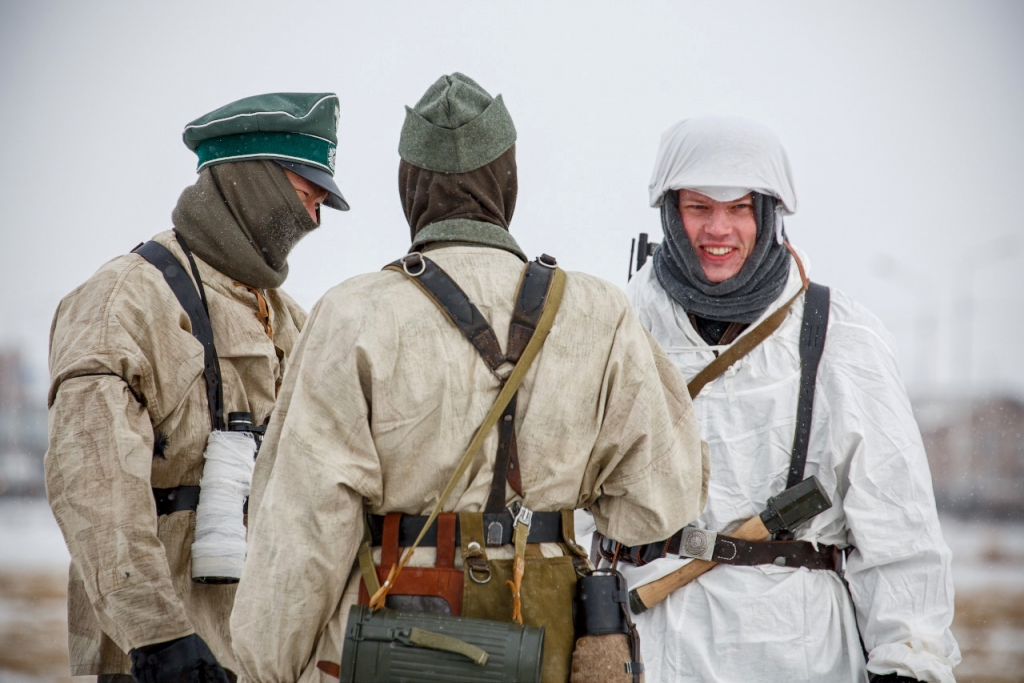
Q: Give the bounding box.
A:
[509,502,533,530]
[401,253,426,277]
[537,254,557,269]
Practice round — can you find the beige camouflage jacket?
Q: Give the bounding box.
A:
[44,230,305,676]
[230,245,709,682]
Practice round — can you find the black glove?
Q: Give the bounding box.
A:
[869,675,921,683]
[129,633,231,683]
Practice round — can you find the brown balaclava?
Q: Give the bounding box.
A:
[172,159,319,289]
[399,145,517,242]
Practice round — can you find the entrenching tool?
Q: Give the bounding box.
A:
[628,476,832,614]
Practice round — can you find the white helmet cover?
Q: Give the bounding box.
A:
[648,116,798,241]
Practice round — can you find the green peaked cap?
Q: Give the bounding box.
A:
[399,73,516,173]
[183,92,340,175]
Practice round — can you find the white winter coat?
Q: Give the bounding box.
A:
[619,252,960,683]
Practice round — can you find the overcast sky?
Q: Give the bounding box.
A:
[2,0,1022,396]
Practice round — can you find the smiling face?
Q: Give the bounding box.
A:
[678,189,758,283]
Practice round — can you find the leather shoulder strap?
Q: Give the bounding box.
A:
[384,254,505,371]
[785,282,830,488]
[507,259,558,362]
[133,240,224,431]
[370,261,567,610]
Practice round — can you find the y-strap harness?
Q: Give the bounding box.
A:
[364,252,568,551]
[132,234,225,516]
[601,280,840,572]
[364,252,575,613]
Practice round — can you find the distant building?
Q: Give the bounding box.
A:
[914,393,1024,517]
[0,350,48,496]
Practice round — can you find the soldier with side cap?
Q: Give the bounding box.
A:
[44,93,348,682]
[230,73,709,682]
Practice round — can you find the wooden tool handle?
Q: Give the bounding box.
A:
[630,515,770,613]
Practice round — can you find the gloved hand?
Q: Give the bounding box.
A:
[129,633,231,683]
[869,674,921,683]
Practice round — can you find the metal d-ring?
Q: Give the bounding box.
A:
[537,253,557,269]
[401,253,426,277]
[468,563,492,584]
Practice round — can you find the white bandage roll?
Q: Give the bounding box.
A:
[191,430,256,582]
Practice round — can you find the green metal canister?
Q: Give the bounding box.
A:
[338,605,545,682]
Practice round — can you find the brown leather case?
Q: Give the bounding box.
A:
[358,512,464,615]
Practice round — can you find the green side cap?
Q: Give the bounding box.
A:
[183,92,340,173]
[399,73,516,174]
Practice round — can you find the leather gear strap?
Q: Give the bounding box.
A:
[488,393,522,510]
[366,510,564,547]
[601,531,841,572]
[786,282,831,489]
[385,254,558,512]
[385,253,505,371]
[133,236,225,431]
[153,486,201,516]
[370,255,565,611]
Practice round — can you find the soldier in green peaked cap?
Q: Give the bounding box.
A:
[45,92,347,682]
[230,74,706,683]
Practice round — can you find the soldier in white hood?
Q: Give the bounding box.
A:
[616,116,959,682]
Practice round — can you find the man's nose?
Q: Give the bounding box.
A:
[705,208,731,234]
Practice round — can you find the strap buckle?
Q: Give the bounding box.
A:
[509,502,533,530]
[537,253,557,269]
[401,253,426,277]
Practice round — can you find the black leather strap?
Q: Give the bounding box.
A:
[786,282,830,489]
[133,237,224,431]
[385,254,559,513]
[601,532,841,572]
[485,393,521,512]
[387,254,505,371]
[153,486,201,516]
[506,259,557,362]
[485,259,556,510]
[366,511,563,548]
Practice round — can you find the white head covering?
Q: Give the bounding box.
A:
[648,116,797,242]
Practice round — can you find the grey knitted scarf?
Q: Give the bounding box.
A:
[652,191,791,323]
[172,160,319,289]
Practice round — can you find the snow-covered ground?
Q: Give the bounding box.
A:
[1,498,1022,681]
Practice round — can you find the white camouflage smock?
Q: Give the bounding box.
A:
[620,252,959,683]
[230,245,709,682]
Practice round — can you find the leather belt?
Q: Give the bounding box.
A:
[600,531,844,572]
[153,486,201,516]
[367,511,563,548]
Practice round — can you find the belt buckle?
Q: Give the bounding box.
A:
[679,526,718,562]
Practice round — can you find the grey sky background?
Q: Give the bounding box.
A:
[2,0,1022,397]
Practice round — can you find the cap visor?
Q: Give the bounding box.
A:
[275,160,350,211]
